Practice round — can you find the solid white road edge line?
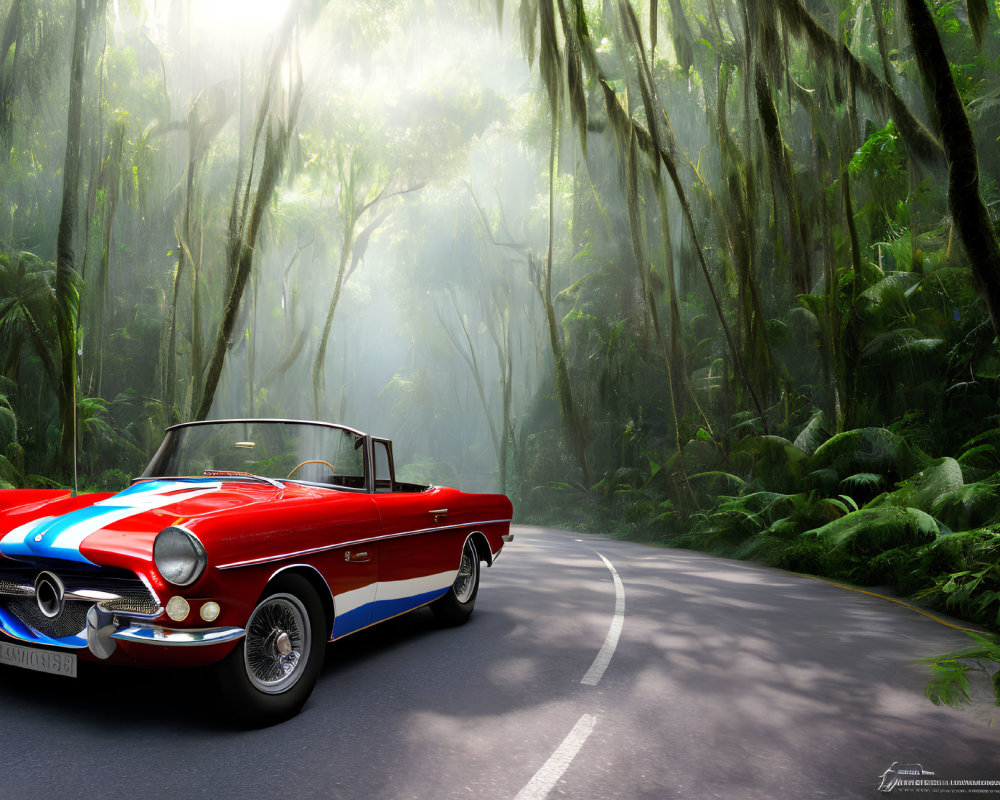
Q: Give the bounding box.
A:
[514,714,598,800]
[581,551,625,686]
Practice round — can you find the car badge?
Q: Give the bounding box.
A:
[34,534,43,542]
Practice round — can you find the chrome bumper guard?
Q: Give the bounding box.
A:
[87,604,245,659]
[112,624,246,646]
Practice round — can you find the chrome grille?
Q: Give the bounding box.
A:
[0,564,160,641]
[0,578,31,596]
[100,591,159,615]
[7,597,90,639]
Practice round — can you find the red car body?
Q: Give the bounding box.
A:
[0,419,513,721]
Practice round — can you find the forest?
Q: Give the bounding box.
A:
[1,0,1000,699]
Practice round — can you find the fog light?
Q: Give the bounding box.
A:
[166,596,190,622]
[200,601,221,622]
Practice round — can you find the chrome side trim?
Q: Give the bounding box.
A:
[111,624,246,647]
[267,562,335,591]
[215,517,514,570]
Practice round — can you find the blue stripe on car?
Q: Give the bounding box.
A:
[0,480,219,565]
[371,588,450,623]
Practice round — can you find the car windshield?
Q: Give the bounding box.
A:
[141,420,367,489]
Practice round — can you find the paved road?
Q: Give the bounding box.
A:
[1,525,998,798]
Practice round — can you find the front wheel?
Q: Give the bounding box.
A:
[212,574,326,726]
[431,536,481,627]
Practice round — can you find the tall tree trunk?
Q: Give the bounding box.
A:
[164,160,194,422]
[903,0,1000,335]
[754,63,810,295]
[92,122,124,398]
[542,116,590,487]
[195,124,291,420]
[190,208,205,402]
[495,302,513,495]
[312,210,356,419]
[870,0,896,90]
[54,0,97,475]
[194,14,302,420]
[621,124,694,504]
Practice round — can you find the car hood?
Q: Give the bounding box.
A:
[0,478,322,568]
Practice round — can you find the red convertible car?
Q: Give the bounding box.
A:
[0,419,513,724]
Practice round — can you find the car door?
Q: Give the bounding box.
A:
[325,542,379,639]
[318,494,380,640]
[369,485,463,625]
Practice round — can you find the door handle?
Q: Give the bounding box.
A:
[428,508,448,524]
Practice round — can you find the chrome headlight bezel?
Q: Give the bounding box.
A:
[153,526,207,587]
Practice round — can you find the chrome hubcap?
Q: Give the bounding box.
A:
[244,593,310,694]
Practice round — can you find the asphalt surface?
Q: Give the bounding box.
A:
[1,525,998,799]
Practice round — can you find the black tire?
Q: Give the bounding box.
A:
[431,536,481,627]
[212,573,326,727]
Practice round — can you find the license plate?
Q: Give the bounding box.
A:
[0,641,77,677]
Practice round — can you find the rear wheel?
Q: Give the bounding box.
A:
[431,536,480,627]
[213,574,326,726]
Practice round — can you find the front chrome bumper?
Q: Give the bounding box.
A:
[0,565,244,659]
[86,604,245,659]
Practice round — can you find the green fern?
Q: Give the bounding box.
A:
[924,633,1000,709]
[930,480,1000,531]
[810,427,929,484]
[812,506,941,553]
[839,472,883,491]
[889,457,965,515]
[793,411,827,456]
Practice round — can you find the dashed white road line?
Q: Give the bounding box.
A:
[514,549,625,800]
[581,551,625,686]
[514,714,598,800]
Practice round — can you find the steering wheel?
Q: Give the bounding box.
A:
[287,459,336,479]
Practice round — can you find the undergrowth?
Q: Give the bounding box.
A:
[524,423,1000,712]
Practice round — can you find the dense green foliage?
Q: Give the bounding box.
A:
[2,0,1000,705]
[505,0,1000,644]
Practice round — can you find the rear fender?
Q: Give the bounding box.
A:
[467,531,493,567]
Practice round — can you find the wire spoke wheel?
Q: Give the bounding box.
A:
[243,592,311,694]
[212,574,325,726]
[452,539,478,604]
[431,535,481,626]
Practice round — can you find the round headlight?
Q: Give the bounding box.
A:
[153,527,207,587]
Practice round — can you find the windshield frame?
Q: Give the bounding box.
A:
[140,418,374,492]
